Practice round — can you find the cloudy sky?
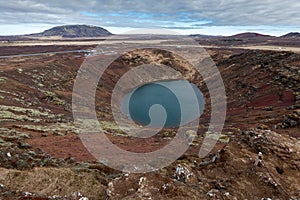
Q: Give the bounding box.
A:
[0,0,299,36]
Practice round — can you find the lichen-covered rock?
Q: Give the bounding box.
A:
[0,105,60,123]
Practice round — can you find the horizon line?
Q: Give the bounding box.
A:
[0,24,299,37]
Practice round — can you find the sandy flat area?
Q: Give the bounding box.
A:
[1,39,300,53]
[235,45,300,52]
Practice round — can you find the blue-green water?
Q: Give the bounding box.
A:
[121,80,205,128]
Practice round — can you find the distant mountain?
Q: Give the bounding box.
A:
[228,32,273,38]
[280,32,300,38]
[29,25,112,38]
[189,34,221,38]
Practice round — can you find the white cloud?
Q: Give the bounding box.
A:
[0,0,299,35]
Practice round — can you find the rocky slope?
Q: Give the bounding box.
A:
[0,44,299,199]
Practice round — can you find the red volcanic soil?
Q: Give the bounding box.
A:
[0,44,299,199]
[0,45,298,162]
[26,133,95,162]
[248,90,295,107]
